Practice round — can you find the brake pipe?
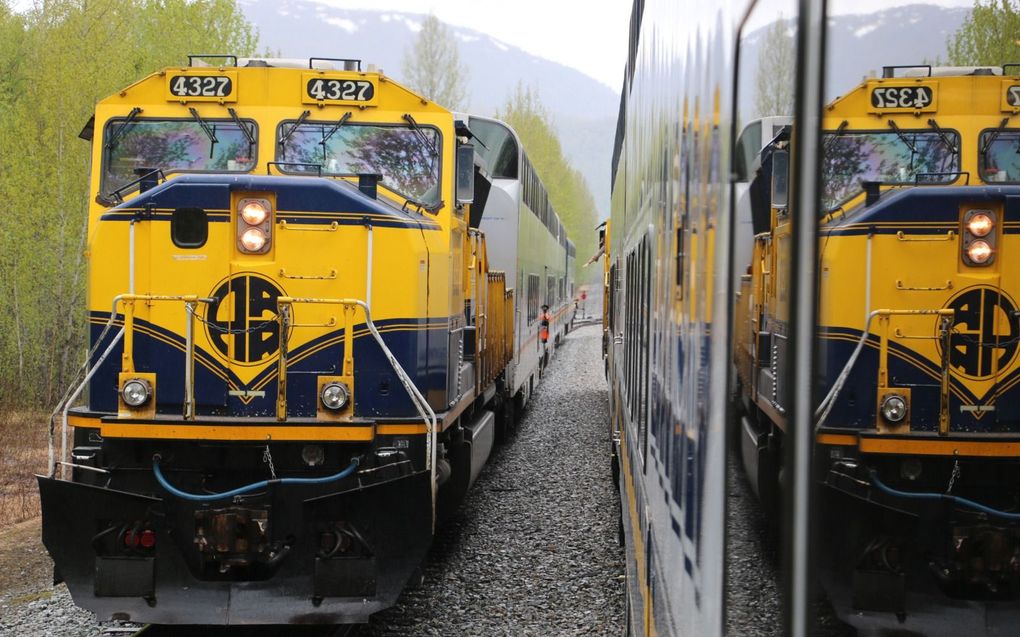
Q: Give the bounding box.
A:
[869,469,1020,521]
[152,455,360,502]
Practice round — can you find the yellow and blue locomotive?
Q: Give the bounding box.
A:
[736,66,1020,630]
[37,56,571,625]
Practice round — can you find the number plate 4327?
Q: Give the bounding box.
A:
[869,83,936,112]
[166,73,237,102]
[303,73,377,106]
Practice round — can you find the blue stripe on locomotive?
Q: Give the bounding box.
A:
[817,327,1020,432]
[87,315,451,418]
[825,185,1020,236]
[98,173,441,230]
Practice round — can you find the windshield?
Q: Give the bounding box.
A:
[980,131,1020,183]
[821,130,959,210]
[469,118,519,179]
[278,122,441,205]
[102,119,256,194]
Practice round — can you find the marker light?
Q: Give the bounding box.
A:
[139,529,156,549]
[966,240,993,264]
[121,378,152,407]
[881,394,908,423]
[321,382,350,411]
[241,200,269,225]
[967,212,994,237]
[240,228,267,252]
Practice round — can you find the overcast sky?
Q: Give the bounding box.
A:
[309,0,974,90]
[305,0,632,90]
[11,0,977,90]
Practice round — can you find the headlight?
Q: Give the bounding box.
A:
[966,240,993,264]
[301,445,325,467]
[321,382,350,411]
[240,228,267,252]
[880,394,907,423]
[121,378,152,407]
[241,200,269,225]
[967,212,993,237]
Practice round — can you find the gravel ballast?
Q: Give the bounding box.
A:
[358,323,625,636]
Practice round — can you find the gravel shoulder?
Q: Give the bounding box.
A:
[359,324,625,636]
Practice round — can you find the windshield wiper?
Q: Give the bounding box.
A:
[402,113,441,209]
[320,112,351,164]
[927,118,958,154]
[402,113,439,158]
[823,120,848,153]
[887,120,920,171]
[403,196,442,215]
[887,120,919,155]
[105,107,142,151]
[321,112,351,146]
[278,110,311,160]
[188,107,218,159]
[981,117,1010,156]
[227,107,255,146]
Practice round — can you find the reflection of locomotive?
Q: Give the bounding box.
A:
[38,57,572,625]
[735,67,1020,630]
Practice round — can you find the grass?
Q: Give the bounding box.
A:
[0,411,48,528]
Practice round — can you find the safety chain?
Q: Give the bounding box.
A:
[947,456,961,494]
[263,445,278,480]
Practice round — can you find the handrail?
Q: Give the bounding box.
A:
[51,294,214,479]
[275,297,438,480]
[814,308,954,432]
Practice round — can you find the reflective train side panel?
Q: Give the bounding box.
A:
[607,0,741,633]
[735,69,1020,632]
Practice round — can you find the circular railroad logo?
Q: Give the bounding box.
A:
[938,285,1020,379]
[205,273,287,365]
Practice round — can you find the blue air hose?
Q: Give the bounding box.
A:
[869,469,1020,521]
[152,455,360,502]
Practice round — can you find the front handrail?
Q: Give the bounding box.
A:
[814,308,954,432]
[51,294,215,479]
[275,297,438,477]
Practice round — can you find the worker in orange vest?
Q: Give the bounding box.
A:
[539,304,551,343]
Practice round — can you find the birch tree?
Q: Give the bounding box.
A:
[401,14,469,110]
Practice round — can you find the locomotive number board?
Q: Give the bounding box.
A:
[302,73,378,106]
[868,82,937,113]
[165,72,237,102]
[1001,80,1020,111]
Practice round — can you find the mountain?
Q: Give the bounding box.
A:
[239,0,618,219]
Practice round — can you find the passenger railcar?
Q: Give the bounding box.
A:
[38,56,569,625]
[465,114,576,420]
[736,67,1020,632]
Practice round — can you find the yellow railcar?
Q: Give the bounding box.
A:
[37,56,565,625]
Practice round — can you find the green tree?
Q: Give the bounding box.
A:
[498,84,600,282]
[948,0,1020,65]
[754,17,795,118]
[400,14,469,110]
[0,0,258,407]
